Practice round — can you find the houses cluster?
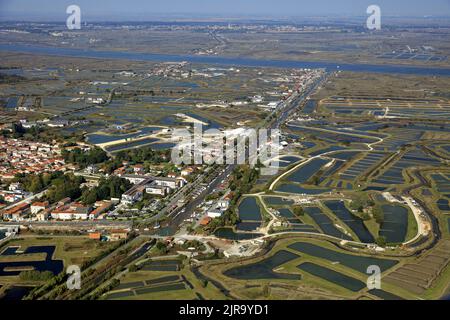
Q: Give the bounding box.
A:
[1,197,114,222]
[118,173,187,206]
[0,137,67,180]
[0,182,31,204]
[88,229,129,242]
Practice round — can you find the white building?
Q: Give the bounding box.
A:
[146,184,168,196]
[207,209,224,218]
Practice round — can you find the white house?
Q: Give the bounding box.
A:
[207,209,223,218]
[146,184,168,196]
[30,201,49,215]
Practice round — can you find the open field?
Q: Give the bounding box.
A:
[103,257,226,300]
[199,236,450,300]
[0,236,116,286]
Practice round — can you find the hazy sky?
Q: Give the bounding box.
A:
[1,0,450,20]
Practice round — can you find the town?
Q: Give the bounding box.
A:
[0,2,450,304]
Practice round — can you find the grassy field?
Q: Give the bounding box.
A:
[103,257,227,300]
[0,236,117,286]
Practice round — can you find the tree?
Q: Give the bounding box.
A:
[81,176,131,205]
[292,206,305,217]
[46,173,84,203]
[372,205,384,224]
[62,147,108,169]
[376,236,387,247]
[262,284,270,297]
[29,175,44,193]
[128,264,138,272]
[155,241,168,254]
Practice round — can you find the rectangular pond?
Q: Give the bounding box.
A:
[288,242,398,273]
[214,228,263,241]
[238,197,262,221]
[379,204,409,243]
[224,250,301,280]
[0,246,63,277]
[324,200,375,243]
[286,158,330,184]
[303,207,353,241]
[263,197,294,206]
[276,184,331,195]
[297,262,366,292]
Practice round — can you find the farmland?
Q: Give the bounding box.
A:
[103,257,226,300]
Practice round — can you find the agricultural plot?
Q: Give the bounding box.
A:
[277,208,297,220]
[106,275,188,300]
[378,52,447,62]
[275,184,331,195]
[384,240,450,295]
[324,201,375,243]
[320,97,450,120]
[224,250,301,281]
[284,225,320,233]
[437,199,450,212]
[372,149,441,185]
[276,208,318,233]
[322,179,354,190]
[430,173,450,194]
[372,129,424,152]
[139,259,181,272]
[86,126,163,144]
[338,152,389,181]
[0,237,114,280]
[287,125,377,145]
[442,145,450,154]
[328,151,360,161]
[302,207,353,240]
[317,160,345,183]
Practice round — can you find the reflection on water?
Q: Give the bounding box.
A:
[0,286,33,301]
[0,246,64,276]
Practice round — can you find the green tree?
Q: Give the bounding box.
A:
[376,236,387,247]
[292,206,305,217]
[372,205,384,224]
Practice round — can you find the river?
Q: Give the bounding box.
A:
[2,44,450,76]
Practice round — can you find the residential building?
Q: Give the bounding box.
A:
[109,229,129,241]
[51,202,91,220]
[31,201,49,214]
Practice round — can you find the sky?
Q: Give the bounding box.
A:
[1,0,450,21]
